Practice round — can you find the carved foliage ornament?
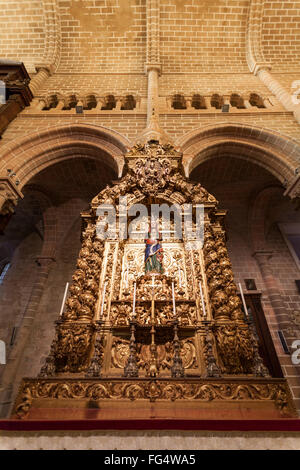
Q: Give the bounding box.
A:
[65,233,104,322]
[111,337,197,372]
[14,379,296,419]
[54,323,94,373]
[204,227,244,322]
[111,301,197,327]
[92,143,217,207]
[214,324,254,374]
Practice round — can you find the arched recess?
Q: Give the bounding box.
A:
[0,124,132,189]
[248,186,285,252]
[177,123,300,185]
[0,185,57,266]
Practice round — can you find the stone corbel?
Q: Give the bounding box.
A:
[0,177,23,215]
[284,174,300,201]
[34,64,55,76]
[252,62,272,76]
[135,95,142,110]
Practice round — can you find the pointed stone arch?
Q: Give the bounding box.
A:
[177,123,300,186]
[0,124,131,190]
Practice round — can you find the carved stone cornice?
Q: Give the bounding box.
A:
[0,61,33,136]
[0,60,33,105]
[284,174,300,200]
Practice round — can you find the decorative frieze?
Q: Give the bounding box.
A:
[13,377,296,420]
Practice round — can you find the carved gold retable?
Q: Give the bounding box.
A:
[12,142,297,420]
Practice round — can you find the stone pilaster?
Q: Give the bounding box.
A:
[146,0,160,65]
[137,0,171,144]
[253,251,290,332]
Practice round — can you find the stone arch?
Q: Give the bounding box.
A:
[0,124,131,189]
[177,123,300,185]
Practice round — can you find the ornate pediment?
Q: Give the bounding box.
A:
[92,142,217,208]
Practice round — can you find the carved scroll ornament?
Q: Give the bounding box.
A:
[14,378,296,419]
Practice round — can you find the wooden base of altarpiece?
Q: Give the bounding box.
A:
[12,376,296,421]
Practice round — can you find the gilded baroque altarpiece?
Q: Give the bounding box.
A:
[12,142,296,420]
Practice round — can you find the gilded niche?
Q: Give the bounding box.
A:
[110,337,198,372]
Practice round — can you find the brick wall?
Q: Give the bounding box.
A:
[1,0,300,419]
[58,0,146,73]
[159,73,272,96]
[160,112,300,146]
[0,0,46,73]
[0,114,147,143]
[262,1,300,72]
[0,197,88,384]
[38,73,148,97]
[14,206,84,383]
[160,0,249,73]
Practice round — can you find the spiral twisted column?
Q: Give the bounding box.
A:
[203,225,265,375]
